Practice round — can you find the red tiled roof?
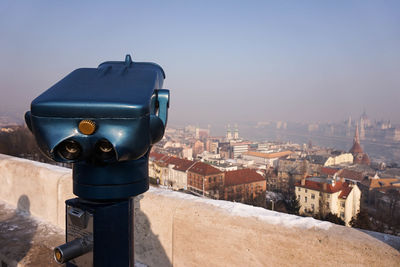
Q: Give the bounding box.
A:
[188,161,222,176]
[320,167,339,176]
[166,157,195,172]
[295,180,345,194]
[224,169,265,186]
[149,152,167,161]
[296,179,355,199]
[337,169,365,182]
[150,153,196,171]
[338,183,353,199]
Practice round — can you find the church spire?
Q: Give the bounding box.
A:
[349,122,370,165]
[354,122,360,144]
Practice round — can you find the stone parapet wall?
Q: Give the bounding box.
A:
[0,154,74,228]
[0,154,399,266]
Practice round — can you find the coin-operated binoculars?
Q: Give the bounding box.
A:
[25,55,169,267]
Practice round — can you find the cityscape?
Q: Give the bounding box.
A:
[146,111,400,232]
[1,1,400,266]
[1,109,399,235]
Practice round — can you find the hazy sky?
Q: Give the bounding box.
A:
[0,1,399,125]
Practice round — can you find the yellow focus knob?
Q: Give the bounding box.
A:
[79,120,96,135]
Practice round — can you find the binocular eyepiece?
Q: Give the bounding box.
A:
[56,138,115,163]
[57,139,83,161]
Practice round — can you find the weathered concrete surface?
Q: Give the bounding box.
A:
[0,201,64,267]
[1,154,400,266]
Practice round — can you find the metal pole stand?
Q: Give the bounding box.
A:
[54,198,134,267]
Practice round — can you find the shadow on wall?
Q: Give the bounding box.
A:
[134,195,171,267]
[0,195,38,265]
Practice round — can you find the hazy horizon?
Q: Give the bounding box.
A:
[1,1,399,125]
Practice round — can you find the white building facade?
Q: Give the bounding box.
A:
[295,178,361,226]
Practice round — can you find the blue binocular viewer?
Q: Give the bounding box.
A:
[25,55,170,200]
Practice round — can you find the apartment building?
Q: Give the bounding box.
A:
[224,169,266,202]
[167,158,196,190]
[187,161,224,198]
[149,152,194,189]
[295,178,361,226]
[229,142,250,159]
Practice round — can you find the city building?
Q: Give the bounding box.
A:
[223,169,266,203]
[149,152,171,185]
[336,169,367,183]
[149,152,196,189]
[229,142,250,159]
[182,147,193,160]
[219,142,231,159]
[324,153,353,166]
[270,159,316,193]
[295,178,361,226]
[370,182,400,220]
[192,140,205,157]
[256,143,270,153]
[233,126,239,140]
[358,177,400,206]
[226,124,233,141]
[226,124,240,141]
[206,139,219,154]
[195,127,209,140]
[209,161,238,172]
[242,151,293,167]
[319,167,340,177]
[167,158,196,190]
[187,161,225,198]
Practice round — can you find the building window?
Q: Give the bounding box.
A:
[213,177,216,182]
[298,187,301,191]
[305,189,308,193]
[311,204,314,211]
[311,194,315,199]
[209,177,211,183]
[341,202,345,208]
[305,196,308,203]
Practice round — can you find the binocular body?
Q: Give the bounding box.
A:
[25,55,169,200]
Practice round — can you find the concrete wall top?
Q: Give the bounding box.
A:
[0,154,399,266]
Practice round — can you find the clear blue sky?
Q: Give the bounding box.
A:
[0,1,399,125]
